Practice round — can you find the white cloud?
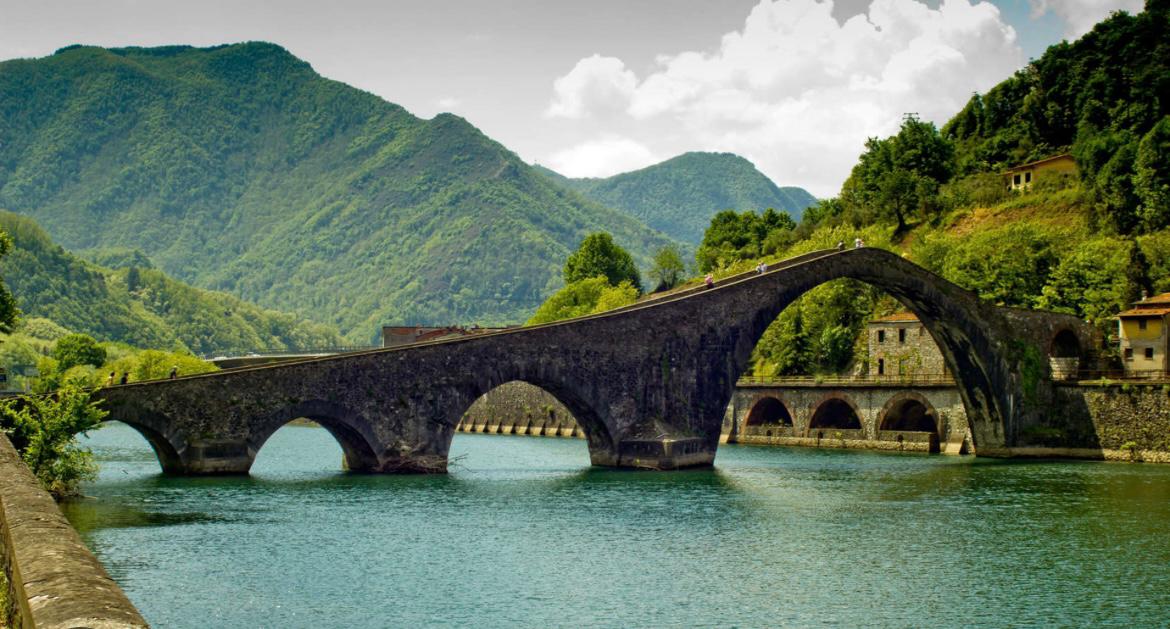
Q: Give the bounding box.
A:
[543,0,1025,197]
[545,54,637,119]
[546,136,659,178]
[437,96,461,109]
[1029,0,1144,39]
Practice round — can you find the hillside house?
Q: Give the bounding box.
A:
[1117,292,1170,374]
[1003,153,1077,191]
[866,312,948,378]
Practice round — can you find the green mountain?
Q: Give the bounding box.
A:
[0,43,676,340]
[535,153,816,244]
[0,211,343,354]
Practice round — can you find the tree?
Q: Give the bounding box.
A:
[696,209,796,272]
[1037,238,1134,327]
[0,382,106,499]
[0,228,20,333]
[563,233,642,292]
[841,115,954,231]
[51,333,107,372]
[1136,116,1170,231]
[649,244,686,291]
[527,277,638,325]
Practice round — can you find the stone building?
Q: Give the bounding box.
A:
[1003,153,1077,191]
[866,312,948,378]
[1117,292,1170,373]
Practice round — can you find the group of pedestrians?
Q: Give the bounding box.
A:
[704,236,867,291]
[104,365,179,386]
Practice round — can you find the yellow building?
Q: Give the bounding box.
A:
[1003,153,1077,191]
[1117,292,1170,373]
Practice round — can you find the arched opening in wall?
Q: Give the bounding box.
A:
[454,380,592,471]
[1049,329,1082,380]
[79,420,182,475]
[808,398,862,431]
[879,399,938,434]
[743,396,793,438]
[252,403,380,475]
[745,397,793,426]
[731,252,994,452]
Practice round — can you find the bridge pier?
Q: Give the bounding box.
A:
[179,439,254,474]
[585,437,715,470]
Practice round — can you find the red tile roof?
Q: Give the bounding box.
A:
[1133,292,1170,306]
[1003,153,1075,173]
[1118,307,1170,317]
[870,312,919,323]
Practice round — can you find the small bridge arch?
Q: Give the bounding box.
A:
[744,396,793,427]
[807,396,863,434]
[878,392,941,435]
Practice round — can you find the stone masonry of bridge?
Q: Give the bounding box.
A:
[96,248,1097,474]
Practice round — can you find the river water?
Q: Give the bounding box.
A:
[64,422,1170,628]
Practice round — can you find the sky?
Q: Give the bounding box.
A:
[0,0,1147,197]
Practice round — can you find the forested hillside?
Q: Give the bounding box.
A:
[0,211,343,354]
[536,153,815,245]
[0,43,675,339]
[683,1,1170,377]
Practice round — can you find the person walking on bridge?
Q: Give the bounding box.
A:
[704,273,714,289]
[169,365,178,380]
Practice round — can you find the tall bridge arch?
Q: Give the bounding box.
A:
[97,248,1095,473]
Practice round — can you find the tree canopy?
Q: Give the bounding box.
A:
[563,232,642,291]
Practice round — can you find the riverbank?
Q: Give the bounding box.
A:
[0,433,146,628]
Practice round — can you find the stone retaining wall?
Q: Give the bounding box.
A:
[0,433,148,628]
[1005,383,1170,462]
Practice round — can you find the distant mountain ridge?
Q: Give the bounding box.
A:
[536,153,817,244]
[0,42,676,339]
[0,211,343,354]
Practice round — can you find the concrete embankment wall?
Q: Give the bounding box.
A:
[0,433,148,628]
[460,381,583,438]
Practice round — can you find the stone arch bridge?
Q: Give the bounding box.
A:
[96,248,1096,474]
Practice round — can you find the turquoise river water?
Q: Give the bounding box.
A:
[64,422,1170,628]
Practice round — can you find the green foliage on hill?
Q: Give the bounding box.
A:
[842,116,955,232]
[696,208,796,272]
[0,211,343,354]
[536,152,815,245]
[690,2,1170,376]
[943,1,1170,234]
[0,43,675,339]
[526,277,638,325]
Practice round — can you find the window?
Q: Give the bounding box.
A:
[1014,174,1021,185]
[878,359,885,375]
[1146,347,1155,360]
[878,330,885,343]
[1125,348,1134,360]
[1025,172,1032,183]
[898,328,906,344]
[1139,319,1148,330]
